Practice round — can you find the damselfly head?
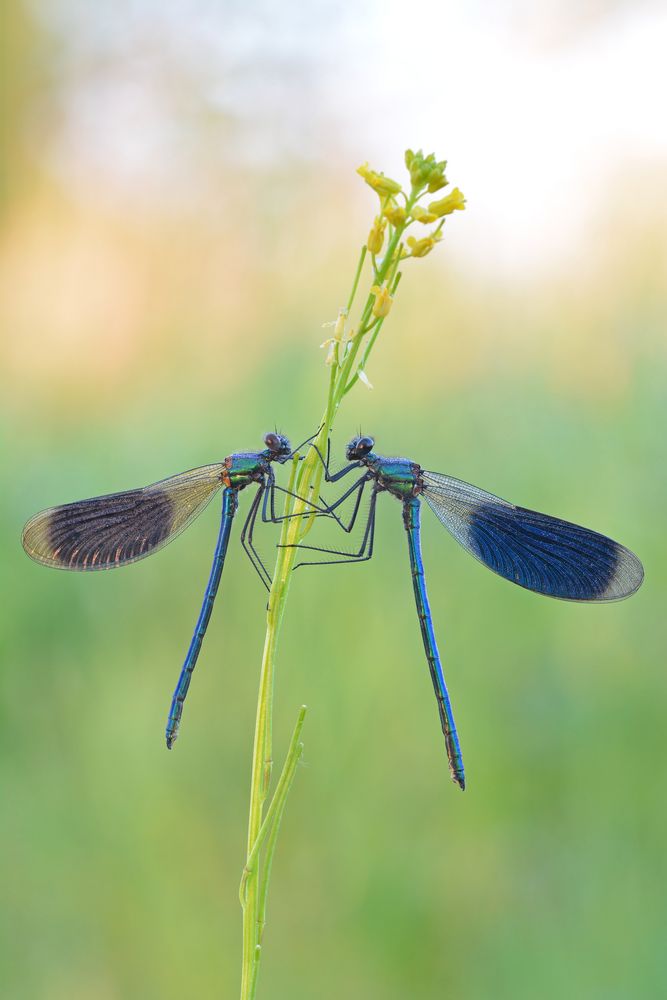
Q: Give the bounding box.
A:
[264,432,292,462]
[346,435,374,461]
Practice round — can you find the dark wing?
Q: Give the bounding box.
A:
[421,471,643,602]
[22,465,225,570]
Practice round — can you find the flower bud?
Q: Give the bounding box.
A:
[427,174,448,193]
[320,308,348,365]
[370,284,393,318]
[383,199,407,226]
[407,234,441,258]
[333,308,347,340]
[406,150,447,191]
[367,215,387,255]
[357,162,403,197]
[320,337,336,365]
[428,187,466,217]
[411,206,438,225]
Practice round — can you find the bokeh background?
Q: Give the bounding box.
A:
[2,2,666,997]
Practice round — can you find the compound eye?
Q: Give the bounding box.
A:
[264,432,280,451]
[345,434,374,460]
[345,437,360,458]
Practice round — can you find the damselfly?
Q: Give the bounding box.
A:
[22,432,323,746]
[286,436,645,789]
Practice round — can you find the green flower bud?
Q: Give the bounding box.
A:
[427,173,448,193]
[407,150,447,191]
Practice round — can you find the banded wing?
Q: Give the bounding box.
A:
[421,472,643,602]
[22,465,225,571]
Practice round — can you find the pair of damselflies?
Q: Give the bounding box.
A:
[22,431,643,786]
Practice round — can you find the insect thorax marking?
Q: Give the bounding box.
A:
[371,456,424,500]
[224,453,266,491]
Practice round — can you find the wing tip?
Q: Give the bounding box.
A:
[595,545,644,602]
[21,511,60,568]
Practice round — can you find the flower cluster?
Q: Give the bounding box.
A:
[405,148,448,192]
[356,148,466,264]
[322,148,465,384]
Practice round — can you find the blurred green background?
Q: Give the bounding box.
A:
[2,2,666,998]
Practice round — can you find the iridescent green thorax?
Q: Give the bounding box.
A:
[223,452,268,490]
[366,454,423,500]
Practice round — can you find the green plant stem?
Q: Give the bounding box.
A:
[239,182,426,1000]
[345,270,403,396]
[240,461,301,1000]
[256,709,306,934]
[240,706,306,908]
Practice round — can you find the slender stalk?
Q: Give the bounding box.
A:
[249,709,305,994]
[238,257,391,995]
[238,150,465,999]
[256,708,306,931]
[345,270,404,396]
[240,706,306,908]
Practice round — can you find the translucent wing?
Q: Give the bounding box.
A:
[22,465,225,571]
[421,471,643,602]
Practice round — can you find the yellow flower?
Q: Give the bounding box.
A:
[370,284,393,318]
[411,206,438,225]
[357,162,403,197]
[367,215,387,255]
[382,199,407,226]
[428,187,466,217]
[406,234,441,258]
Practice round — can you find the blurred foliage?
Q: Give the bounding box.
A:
[2,2,667,999]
